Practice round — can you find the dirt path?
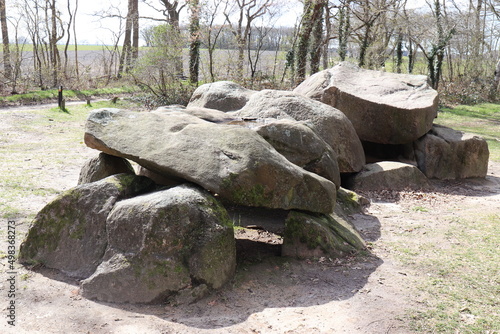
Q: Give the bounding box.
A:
[1,106,499,334]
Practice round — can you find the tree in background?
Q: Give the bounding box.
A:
[188,0,200,84]
[296,0,325,83]
[118,0,139,76]
[200,1,228,82]
[337,0,352,62]
[143,0,186,77]
[0,0,12,80]
[222,0,276,82]
[416,0,455,89]
[309,0,324,74]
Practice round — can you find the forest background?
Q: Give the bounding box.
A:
[0,0,500,107]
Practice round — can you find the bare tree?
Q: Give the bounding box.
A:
[310,0,325,74]
[142,0,186,76]
[47,0,65,87]
[118,0,139,76]
[200,1,228,82]
[296,0,324,83]
[417,0,455,89]
[222,0,276,82]
[338,0,352,61]
[0,0,12,80]
[495,58,500,90]
[188,0,200,84]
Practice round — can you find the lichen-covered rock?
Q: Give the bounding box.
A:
[282,211,366,259]
[80,184,236,304]
[335,187,370,216]
[85,109,336,213]
[294,62,438,145]
[414,125,489,179]
[78,152,135,185]
[18,174,156,279]
[231,89,365,173]
[346,161,430,191]
[187,81,255,112]
[253,119,341,187]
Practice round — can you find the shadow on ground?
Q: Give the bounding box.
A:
[24,207,384,330]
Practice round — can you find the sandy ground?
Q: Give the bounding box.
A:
[1,106,499,334]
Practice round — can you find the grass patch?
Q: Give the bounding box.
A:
[0,99,141,221]
[397,215,500,333]
[435,103,500,161]
[0,86,142,106]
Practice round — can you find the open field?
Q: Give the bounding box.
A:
[0,101,499,333]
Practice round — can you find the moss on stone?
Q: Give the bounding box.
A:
[283,211,366,259]
[19,190,84,260]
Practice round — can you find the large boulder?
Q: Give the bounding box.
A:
[253,119,341,187]
[294,62,438,145]
[155,105,234,123]
[414,125,489,179]
[345,161,430,191]
[187,81,256,112]
[84,108,336,213]
[78,152,135,185]
[282,210,366,259]
[230,89,365,173]
[80,184,236,304]
[18,174,156,279]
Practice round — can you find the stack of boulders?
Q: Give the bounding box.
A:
[19,62,489,304]
[294,62,489,186]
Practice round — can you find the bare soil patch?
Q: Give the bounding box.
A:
[1,106,499,333]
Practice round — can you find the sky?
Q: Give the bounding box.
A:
[43,0,299,45]
[6,0,431,46]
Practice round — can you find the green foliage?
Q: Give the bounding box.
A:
[0,86,141,106]
[130,24,196,106]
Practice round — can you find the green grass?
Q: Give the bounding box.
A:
[0,86,141,105]
[435,103,500,161]
[0,99,140,221]
[403,215,500,333]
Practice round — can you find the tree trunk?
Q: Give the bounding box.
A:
[64,0,73,78]
[310,1,324,75]
[49,0,60,87]
[338,0,350,62]
[358,24,371,67]
[495,59,500,89]
[0,0,12,79]
[396,32,403,73]
[322,3,331,70]
[118,0,133,77]
[73,0,79,80]
[189,0,200,84]
[132,0,139,62]
[296,0,324,83]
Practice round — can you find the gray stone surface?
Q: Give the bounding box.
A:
[294,62,438,145]
[80,185,236,304]
[282,210,366,259]
[154,105,235,123]
[231,89,365,173]
[85,109,336,213]
[346,161,430,191]
[414,125,489,179]
[18,174,156,279]
[78,152,135,185]
[187,81,255,112]
[253,119,341,187]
